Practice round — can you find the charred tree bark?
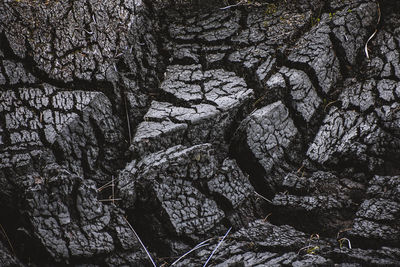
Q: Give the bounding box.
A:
[1,0,400,266]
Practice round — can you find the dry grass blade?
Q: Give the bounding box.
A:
[365,29,377,59]
[98,198,121,202]
[203,227,232,267]
[124,94,132,145]
[324,100,339,112]
[171,238,214,266]
[336,227,352,239]
[97,176,120,192]
[263,212,272,222]
[97,180,113,192]
[297,245,315,255]
[338,237,352,249]
[296,164,305,173]
[0,223,15,256]
[254,191,273,204]
[112,175,115,205]
[123,217,157,267]
[220,0,245,10]
[365,2,381,59]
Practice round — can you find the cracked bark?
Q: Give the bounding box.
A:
[1,0,400,266]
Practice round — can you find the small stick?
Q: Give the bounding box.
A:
[203,227,232,267]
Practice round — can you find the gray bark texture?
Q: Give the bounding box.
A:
[1,0,400,266]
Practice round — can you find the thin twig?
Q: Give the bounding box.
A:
[203,227,232,267]
[123,217,157,267]
[365,2,381,59]
[0,223,15,256]
[171,238,214,266]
